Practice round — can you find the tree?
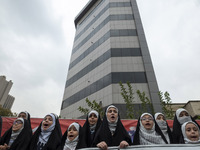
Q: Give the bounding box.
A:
[0,105,17,117]
[78,98,104,118]
[119,81,154,119]
[136,90,154,115]
[158,91,173,119]
[119,81,134,119]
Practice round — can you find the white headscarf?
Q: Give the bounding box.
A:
[63,122,80,150]
[139,113,166,145]
[88,110,99,134]
[88,110,99,118]
[181,121,200,144]
[176,108,192,125]
[9,118,24,146]
[18,111,29,120]
[154,112,170,143]
[38,113,56,145]
[106,105,118,135]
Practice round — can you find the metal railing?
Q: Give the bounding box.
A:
[79,144,200,150]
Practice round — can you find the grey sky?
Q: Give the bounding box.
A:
[0,0,200,118]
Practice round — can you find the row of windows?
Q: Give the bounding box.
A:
[69,29,137,70]
[66,47,142,88]
[73,14,134,54]
[76,1,131,41]
[61,72,147,109]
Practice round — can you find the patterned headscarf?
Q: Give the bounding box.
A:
[139,113,166,145]
[154,112,170,143]
[176,108,192,125]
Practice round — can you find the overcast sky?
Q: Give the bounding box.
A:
[0,0,200,118]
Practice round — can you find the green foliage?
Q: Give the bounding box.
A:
[195,116,200,120]
[0,105,17,117]
[119,82,154,119]
[136,90,154,115]
[119,81,134,119]
[158,91,173,119]
[78,98,104,118]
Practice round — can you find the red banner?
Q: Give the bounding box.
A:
[1,117,200,136]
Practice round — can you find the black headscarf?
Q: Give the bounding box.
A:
[92,105,131,147]
[0,118,32,150]
[82,110,102,147]
[0,116,2,137]
[132,113,168,145]
[57,122,85,150]
[154,112,173,144]
[29,113,62,150]
[172,108,200,144]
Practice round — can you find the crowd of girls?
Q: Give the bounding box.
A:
[0,106,199,150]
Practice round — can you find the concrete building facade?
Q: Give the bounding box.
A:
[171,100,200,119]
[0,76,15,109]
[60,0,161,118]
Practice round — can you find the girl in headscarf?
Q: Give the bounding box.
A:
[82,110,102,147]
[133,113,168,145]
[172,108,200,143]
[181,121,200,144]
[57,122,84,150]
[0,118,32,150]
[18,111,31,124]
[92,105,131,149]
[154,112,173,143]
[18,111,32,134]
[29,113,62,150]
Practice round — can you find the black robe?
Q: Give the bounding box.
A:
[25,112,32,135]
[56,123,86,150]
[165,121,173,144]
[172,114,200,144]
[132,115,168,145]
[0,116,2,137]
[81,114,102,147]
[92,113,131,147]
[29,115,62,150]
[0,119,32,150]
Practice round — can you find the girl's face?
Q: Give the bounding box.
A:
[185,123,200,141]
[141,114,154,130]
[179,111,189,117]
[18,112,27,120]
[42,115,53,130]
[106,107,118,123]
[156,114,166,121]
[88,113,98,126]
[68,125,79,141]
[12,120,23,132]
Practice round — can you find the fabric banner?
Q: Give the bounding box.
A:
[1,117,200,136]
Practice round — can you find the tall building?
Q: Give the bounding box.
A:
[60,0,161,118]
[0,76,15,109]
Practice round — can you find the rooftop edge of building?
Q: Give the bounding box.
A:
[74,0,99,28]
